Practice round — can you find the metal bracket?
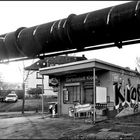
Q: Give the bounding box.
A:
[115,41,122,49]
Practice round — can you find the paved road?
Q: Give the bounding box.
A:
[0,113,92,139]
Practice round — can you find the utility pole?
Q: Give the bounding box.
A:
[22,62,25,114]
[22,82,25,114]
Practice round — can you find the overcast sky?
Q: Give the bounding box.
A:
[0,1,139,83]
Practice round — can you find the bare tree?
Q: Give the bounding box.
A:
[18,59,35,114]
[0,73,4,90]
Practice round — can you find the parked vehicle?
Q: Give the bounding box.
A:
[4,93,18,102]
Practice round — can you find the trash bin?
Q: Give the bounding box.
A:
[49,105,53,114]
[51,103,58,116]
[68,107,74,117]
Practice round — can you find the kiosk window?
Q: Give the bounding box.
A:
[63,89,69,101]
[63,86,80,104]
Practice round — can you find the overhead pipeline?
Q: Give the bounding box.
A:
[0,1,140,60]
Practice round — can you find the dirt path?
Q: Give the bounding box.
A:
[0,115,92,139]
[64,113,140,139]
[0,112,140,139]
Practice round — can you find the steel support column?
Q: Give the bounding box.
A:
[92,67,96,124]
[42,75,44,117]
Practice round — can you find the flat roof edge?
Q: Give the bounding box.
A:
[40,58,140,75]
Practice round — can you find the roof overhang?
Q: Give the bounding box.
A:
[39,58,139,77]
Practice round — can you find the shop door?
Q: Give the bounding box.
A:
[84,88,93,104]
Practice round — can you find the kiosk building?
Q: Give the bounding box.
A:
[40,58,140,118]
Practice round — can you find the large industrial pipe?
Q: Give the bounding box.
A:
[0,1,140,60]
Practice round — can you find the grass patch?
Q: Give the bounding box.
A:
[0,97,57,112]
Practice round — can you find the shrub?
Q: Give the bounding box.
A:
[27,88,42,99]
[15,90,24,99]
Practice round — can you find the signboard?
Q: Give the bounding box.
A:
[75,103,91,113]
[96,86,107,103]
[49,77,59,87]
[53,87,59,92]
[112,73,119,82]
[65,75,98,83]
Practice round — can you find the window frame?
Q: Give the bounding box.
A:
[63,84,81,104]
[36,72,43,79]
[36,84,43,89]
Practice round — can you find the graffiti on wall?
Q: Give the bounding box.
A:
[114,78,140,114]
